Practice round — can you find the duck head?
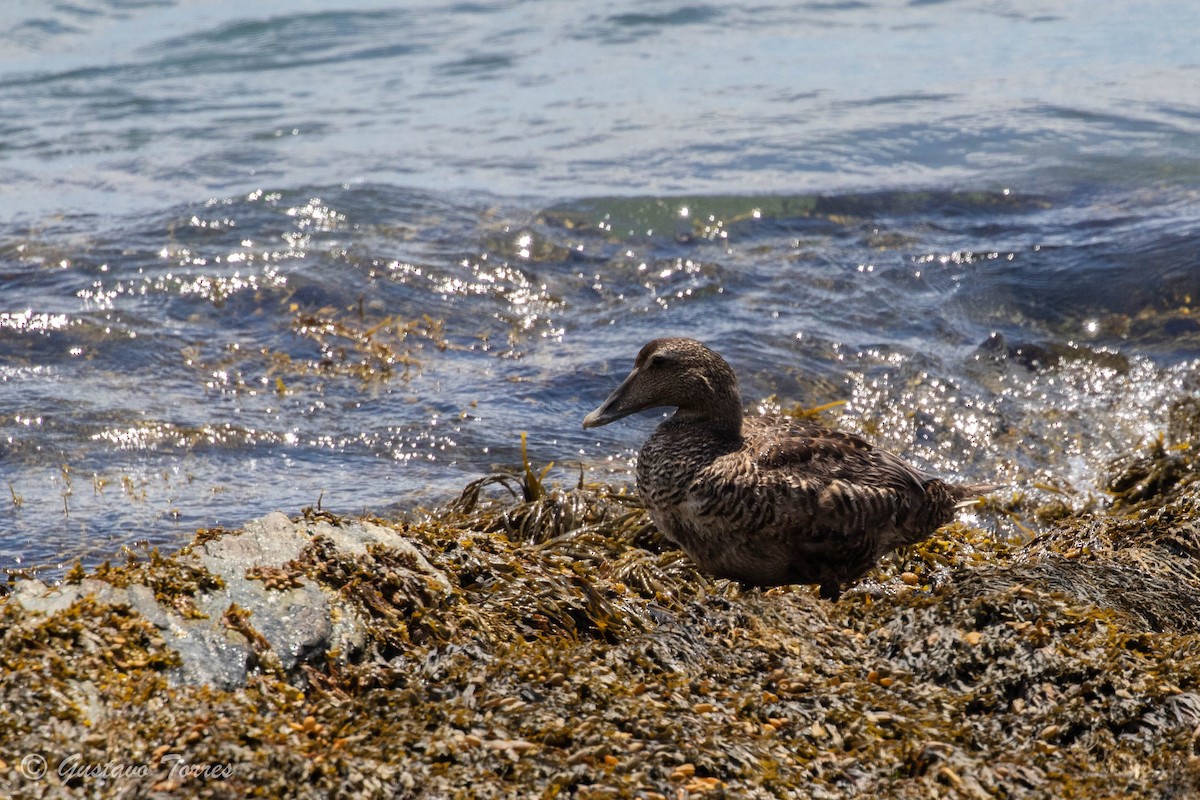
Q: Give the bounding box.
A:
[582,337,744,434]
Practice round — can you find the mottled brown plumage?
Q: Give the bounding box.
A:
[583,337,994,600]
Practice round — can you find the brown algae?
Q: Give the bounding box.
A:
[1,427,1200,797]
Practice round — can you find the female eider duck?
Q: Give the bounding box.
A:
[583,337,995,600]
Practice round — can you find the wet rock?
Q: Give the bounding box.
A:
[974,331,1130,373]
[5,511,440,689]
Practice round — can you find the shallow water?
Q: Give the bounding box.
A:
[2,0,1199,572]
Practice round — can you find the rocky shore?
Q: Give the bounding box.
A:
[3,423,1200,799]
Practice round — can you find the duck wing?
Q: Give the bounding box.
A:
[733,417,967,598]
[747,417,948,545]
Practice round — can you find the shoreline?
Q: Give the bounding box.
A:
[2,432,1199,798]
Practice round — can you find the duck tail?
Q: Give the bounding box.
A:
[952,482,1004,508]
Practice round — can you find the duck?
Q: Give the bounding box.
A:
[582,337,995,600]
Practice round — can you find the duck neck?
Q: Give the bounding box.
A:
[674,388,744,438]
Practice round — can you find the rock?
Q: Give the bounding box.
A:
[5,511,445,690]
[973,331,1130,373]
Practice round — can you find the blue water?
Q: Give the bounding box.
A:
[2,0,1199,572]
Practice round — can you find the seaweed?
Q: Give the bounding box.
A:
[93,547,225,619]
[3,432,1200,798]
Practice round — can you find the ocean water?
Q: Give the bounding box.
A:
[2,0,1199,572]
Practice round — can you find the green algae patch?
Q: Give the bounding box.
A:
[4,435,1200,797]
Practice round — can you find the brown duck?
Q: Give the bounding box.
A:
[582,337,995,600]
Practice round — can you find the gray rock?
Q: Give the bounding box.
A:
[7,510,445,690]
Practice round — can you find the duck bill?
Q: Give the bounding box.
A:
[582,368,643,429]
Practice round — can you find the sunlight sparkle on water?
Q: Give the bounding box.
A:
[0,310,71,333]
[515,232,533,259]
[285,199,345,231]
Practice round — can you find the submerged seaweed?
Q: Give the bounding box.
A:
[3,422,1200,798]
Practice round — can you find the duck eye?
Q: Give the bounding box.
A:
[645,352,673,369]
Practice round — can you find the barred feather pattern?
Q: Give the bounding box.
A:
[637,415,980,600]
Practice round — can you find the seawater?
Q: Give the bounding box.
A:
[1,0,1199,572]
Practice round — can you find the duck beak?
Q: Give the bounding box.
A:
[582,367,643,429]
